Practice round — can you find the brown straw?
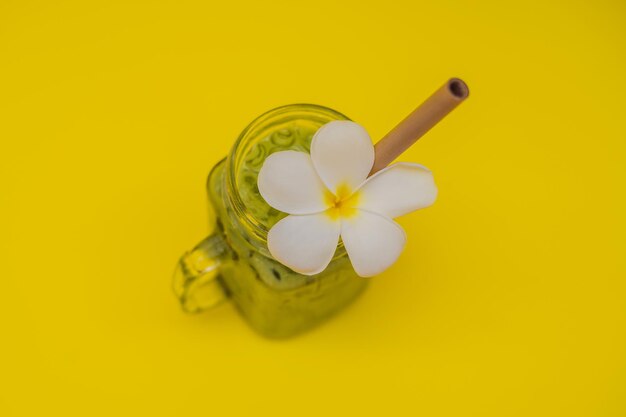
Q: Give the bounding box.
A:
[369,78,469,175]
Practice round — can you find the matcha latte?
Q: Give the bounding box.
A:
[235,123,315,230]
[197,106,368,338]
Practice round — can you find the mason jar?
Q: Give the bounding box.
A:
[173,104,368,338]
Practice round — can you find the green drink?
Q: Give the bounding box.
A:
[174,105,368,338]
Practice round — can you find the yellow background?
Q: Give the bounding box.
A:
[1,1,625,415]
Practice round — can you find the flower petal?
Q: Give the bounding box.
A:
[310,121,375,194]
[268,213,340,276]
[353,163,437,218]
[258,151,331,215]
[341,210,406,277]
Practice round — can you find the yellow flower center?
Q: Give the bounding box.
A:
[325,183,360,220]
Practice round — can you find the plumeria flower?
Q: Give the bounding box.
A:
[257,121,437,277]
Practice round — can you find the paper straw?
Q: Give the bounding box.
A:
[369,78,469,175]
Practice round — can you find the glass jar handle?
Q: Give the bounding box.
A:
[173,233,229,313]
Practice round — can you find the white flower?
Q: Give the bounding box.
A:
[257,121,437,277]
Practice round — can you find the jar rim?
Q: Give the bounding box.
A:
[225,103,350,242]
